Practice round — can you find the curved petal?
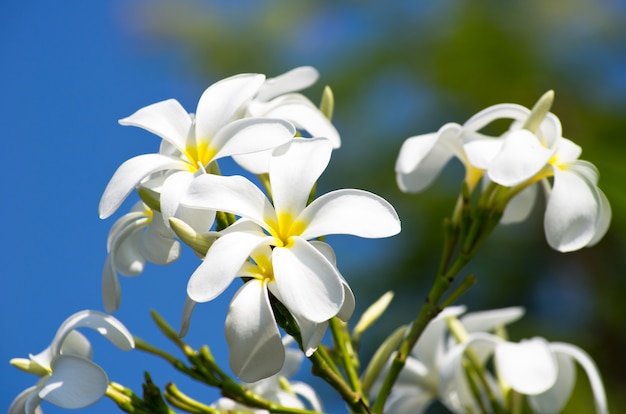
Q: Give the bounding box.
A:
[554,137,582,164]
[187,224,272,303]
[9,386,42,414]
[212,117,295,161]
[118,99,192,154]
[256,66,319,101]
[587,188,611,247]
[40,356,108,409]
[270,137,333,217]
[183,174,275,231]
[495,337,557,395]
[160,171,195,228]
[395,133,451,193]
[57,330,93,359]
[385,390,433,414]
[272,237,344,323]
[179,295,197,338]
[232,149,274,174]
[110,217,148,277]
[99,154,188,219]
[547,342,608,414]
[260,95,340,147]
[487,129,555,186]
[438,333,501,412]
[413,306,466,370]
[500,183,538,224]
[463,103,529,133]
[51,310,134,356]
[102,256,122,313]
[299,189,400,240]
[528,350,576,414]
[195,73,265,141]
[139,214,181,265]
[290,381,324,412]
[225,280,284,382]
[536,112,563,149]
[464,138,503,170]
[460,307,525,333]
[545,168,599,252]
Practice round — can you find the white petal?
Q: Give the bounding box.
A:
[51,310,134,356]
[102,253,122,313]
[488,129,555,186]
[57,330,93,359]
[464,138,503,170]
[119,99,192,154]
[39,356,108,409]
[554,137,582,164]
[187,224,271,303]
[256,66,319,101]
[536,112,563,149]
[9,387,42,414]
[232,149,274,174]
[183,174,275,231]
[179,295,196,338]
[385,391,433,414]
[99,154,188,219]
[463,103,529,132]
[212,117,295,161]
[195,73,265,141]
[528,350,576,414]
[225,280,284,382]
[139,211,180,265]
[260,95,340,147]
[298,189,401,240]
[160,171,195,227]
[545,168,599,252]
[413,306,466,371]
[290,314,327,357]
[495,337,557,395]
[460,307,525,333]
[587,188,611,247]
[500,183,538,224]
[548,343,608,414]
[290,381,324,412]
[270,137,332,217]
[272,238,344,323]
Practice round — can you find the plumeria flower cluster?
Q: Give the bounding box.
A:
[98,68,401,383]
[374,306,608,414]
[98,67,339,312]
[9,311,134,414]
[395,91,611,252]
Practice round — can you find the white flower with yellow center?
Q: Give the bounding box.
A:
[98,73,296,225]
[9,311,134,414]
[181,137,399,378]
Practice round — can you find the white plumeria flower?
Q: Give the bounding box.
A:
[395,103,533,194]
[464,103,611,252]
[98,73,296,225]
[212,336,323,413]
[182,138,400,375]
[373,306,524,414]
[442,334,608,414]
[9,310,134,414]
[233,66,341,174]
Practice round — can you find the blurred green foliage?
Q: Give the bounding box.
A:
[123,0,626,412]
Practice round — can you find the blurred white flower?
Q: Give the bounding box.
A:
[9,311,134,414]
[98,73,295,225]
[373,306,524,414]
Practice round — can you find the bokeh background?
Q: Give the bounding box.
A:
[2,1,626,413]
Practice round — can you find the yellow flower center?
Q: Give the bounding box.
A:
[271,212,306,247]
[185,140,217,172]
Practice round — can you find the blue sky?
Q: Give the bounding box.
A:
[0,2,242,412]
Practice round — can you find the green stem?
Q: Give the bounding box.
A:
[165,383,216,413]
[329,318,365,404]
